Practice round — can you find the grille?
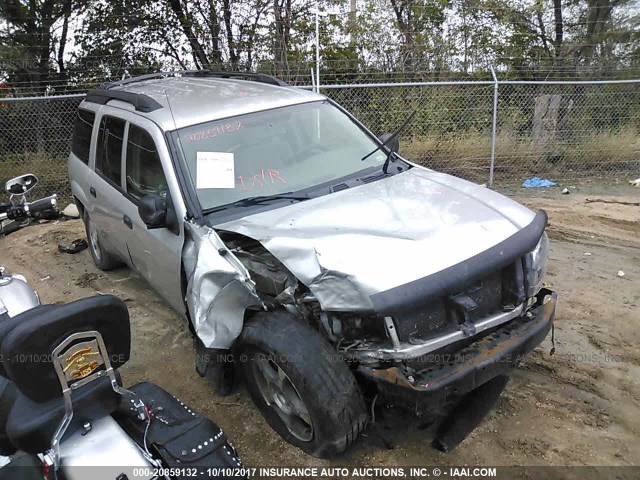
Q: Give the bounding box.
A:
[394,261,524,343]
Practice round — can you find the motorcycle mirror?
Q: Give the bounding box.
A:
[6,174,38,195]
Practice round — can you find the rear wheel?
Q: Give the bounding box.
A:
[84,212,121,271]
[239,310,367,457]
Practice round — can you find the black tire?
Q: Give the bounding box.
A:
[239,310,367,457]
[84,212,121,271]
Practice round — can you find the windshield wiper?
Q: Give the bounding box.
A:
[203,192,310,214]
[361,110,417,173]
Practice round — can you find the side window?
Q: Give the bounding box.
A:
[125,124,168,201]
[95,116,125,187]
[71,109,95,164]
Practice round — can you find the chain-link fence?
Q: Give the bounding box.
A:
[1,79,638,205]
[0,94,83,205]
[324,79,640,185]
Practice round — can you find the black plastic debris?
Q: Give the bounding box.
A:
[58,239,88,254]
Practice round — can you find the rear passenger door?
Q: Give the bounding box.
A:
[119,120,186,314]
[85,114,129,261]
[68,106,96,211]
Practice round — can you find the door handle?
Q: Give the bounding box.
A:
[123,215,133,229]
[89,187,96,198]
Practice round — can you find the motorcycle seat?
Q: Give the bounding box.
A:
[6,373,122,454]
[0,377,16,456]
[0,305,58,379]
[0,304,58,456]
[0,295,131,454]
[1,295,130,403]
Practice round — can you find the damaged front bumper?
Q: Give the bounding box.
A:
[357,289,557,415]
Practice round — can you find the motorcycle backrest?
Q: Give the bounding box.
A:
[0,295,130,403]
[0,305,58,378]
[5,174,38,195]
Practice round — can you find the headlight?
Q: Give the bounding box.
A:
[525,232,549,298]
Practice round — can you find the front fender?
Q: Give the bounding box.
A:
[183,222,263,349]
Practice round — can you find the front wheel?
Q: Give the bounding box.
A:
[239,311,367,457]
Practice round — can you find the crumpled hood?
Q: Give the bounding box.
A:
[216,168,536,311]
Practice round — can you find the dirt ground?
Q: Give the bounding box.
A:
[0,187,638,471]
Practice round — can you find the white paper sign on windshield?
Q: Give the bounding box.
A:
[196,152,235,189]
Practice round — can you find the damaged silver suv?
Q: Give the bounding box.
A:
[68,71,557,457]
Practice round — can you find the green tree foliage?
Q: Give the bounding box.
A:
[0,0,638,93]
[0,0,78,93]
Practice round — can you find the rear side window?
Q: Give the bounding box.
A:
[125,125,168,201]
[95,116,126,187]
[71,109,95,164]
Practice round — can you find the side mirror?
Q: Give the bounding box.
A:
[6,174,38,195]
[138,194,167,228]
[379,133,399,155]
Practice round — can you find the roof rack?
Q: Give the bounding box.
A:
[99,70,288,90]
[84,88,163,112]
[85,70,289,112]
[184,71,289,87]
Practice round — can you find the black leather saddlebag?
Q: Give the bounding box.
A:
[116,382,245,479]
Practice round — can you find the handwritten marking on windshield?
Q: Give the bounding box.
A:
[238,169,286,191]
[185,122,244,142]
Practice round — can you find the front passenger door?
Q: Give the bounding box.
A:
[119,121,186,314]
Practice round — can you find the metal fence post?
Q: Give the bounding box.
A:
[489,67,499,186]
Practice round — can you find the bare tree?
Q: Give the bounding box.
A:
[168,0,212,69]
[273,0,292,77]
[390,0,415,70]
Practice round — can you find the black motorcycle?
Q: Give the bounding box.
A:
[0,174,245,478]
[0,290,245,479]
[0,174,58,236]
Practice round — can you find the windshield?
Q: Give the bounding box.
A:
[177,100,388,211]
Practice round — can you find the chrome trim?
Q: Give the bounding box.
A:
[11,273,28,283]
[347,304,525,361]
[50,330,145,469]
[59,416,154,480]
[0,274,40,317]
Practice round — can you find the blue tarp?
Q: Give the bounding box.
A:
[522,177,557,188]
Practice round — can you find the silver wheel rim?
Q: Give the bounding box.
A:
[252,353,313,442]
[88,220,101,261]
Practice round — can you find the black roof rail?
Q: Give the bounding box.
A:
[98,70,288,90]
[85,88,163,113]
[182,71,289,87]
[98,71,181,90]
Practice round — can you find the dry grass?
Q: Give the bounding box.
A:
[401,129,640,183]
[0,129,638,201]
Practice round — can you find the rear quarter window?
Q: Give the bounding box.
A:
[71,109,95,164]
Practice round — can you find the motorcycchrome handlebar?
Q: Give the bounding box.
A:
[24,194,58,215]
[0,194,58,221]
